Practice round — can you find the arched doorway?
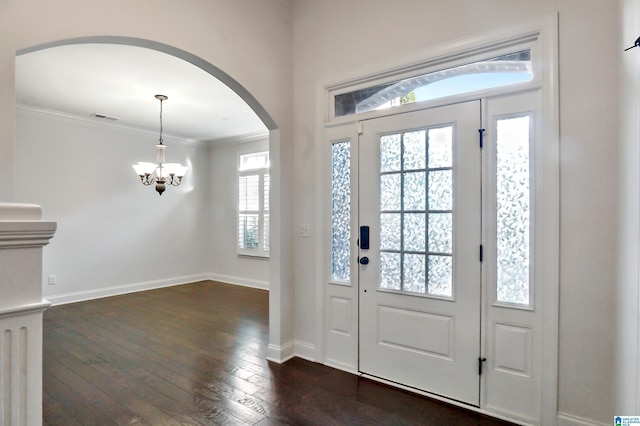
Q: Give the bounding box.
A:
[14,37,284,361]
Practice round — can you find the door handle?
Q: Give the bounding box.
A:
[359,256,369,265]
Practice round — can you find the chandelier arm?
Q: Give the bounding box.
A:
[139,174,155,186]
[168,176,182,186]
[143,179,154,186]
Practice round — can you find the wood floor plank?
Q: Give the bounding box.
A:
[44,350,149,426]
[42,389,84,426]
[43,280,514,426]
[52,297,267,402]
[45,335,184,425]
[43,368,115,425]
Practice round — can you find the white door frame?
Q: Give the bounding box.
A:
[315,15,559,425]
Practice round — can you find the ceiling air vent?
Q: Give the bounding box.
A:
[90,113,120,121]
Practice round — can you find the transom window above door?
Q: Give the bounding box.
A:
[332,50,532,119]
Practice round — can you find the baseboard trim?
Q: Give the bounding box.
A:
[267,341,296,364]
[46,274,212,306]
[45,273,269,306]
[207,273,269,290]
[294,340,316,362]
[557,412,608,426]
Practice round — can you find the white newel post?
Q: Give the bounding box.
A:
[0,203,56,426]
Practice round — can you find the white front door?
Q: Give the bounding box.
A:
[358,101,482,405]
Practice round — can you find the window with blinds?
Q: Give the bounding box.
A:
[238,152,270,257]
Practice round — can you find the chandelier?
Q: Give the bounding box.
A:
[132,94,188,195]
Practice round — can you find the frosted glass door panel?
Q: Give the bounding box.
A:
[378,126,454,297]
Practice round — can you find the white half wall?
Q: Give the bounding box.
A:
[0,202,56,426]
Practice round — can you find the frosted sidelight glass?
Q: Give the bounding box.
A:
[331,141,351,283]
[496,115,530,305]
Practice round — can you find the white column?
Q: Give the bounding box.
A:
[0,203,56,426]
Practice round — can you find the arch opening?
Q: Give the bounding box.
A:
[17,36,277,132]
[14,36,284,358]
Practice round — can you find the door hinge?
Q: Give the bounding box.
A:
[478,128,485,148]
[357,121,364,135]
[479,357,487,375]
[479,244,484,262]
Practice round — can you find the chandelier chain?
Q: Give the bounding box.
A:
[158,96,164,145]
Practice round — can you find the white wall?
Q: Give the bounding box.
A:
[292,1,617,424]
[0,0,295,356]
[16,107,271,302]
[15,108,212,302]
[210,137,270,289]
[1,1,631,424]
[617,0,640,416]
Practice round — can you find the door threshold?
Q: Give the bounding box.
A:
[358,373,530,426]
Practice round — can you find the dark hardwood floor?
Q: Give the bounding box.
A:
[43,280,513,425]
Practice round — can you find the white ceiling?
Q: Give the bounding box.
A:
[15,43,268,142]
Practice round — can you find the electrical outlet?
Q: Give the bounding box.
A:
[48,275,56,285]
[299,224,311,238]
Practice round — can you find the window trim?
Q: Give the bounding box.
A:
[330,139,352,285]
[326,31,543,126]
[493,112,533,308]
[237,151,270,258]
